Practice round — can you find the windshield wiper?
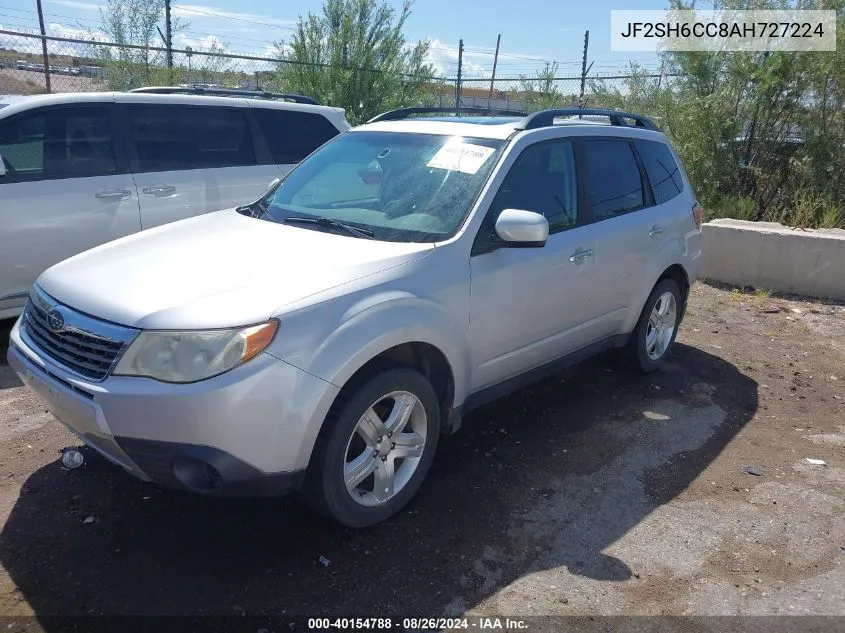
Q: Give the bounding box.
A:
[284,216,375,239]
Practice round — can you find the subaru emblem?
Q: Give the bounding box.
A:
[46,308,65,332]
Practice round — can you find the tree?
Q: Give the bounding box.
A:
[590,0,845,228]
[519,62,563,112]
[272,0,437,124]
[94,0,187,90]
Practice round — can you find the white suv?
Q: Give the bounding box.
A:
[0,87,349,319]
[8,107,702,527]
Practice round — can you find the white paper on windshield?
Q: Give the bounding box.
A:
[427,141,495,175]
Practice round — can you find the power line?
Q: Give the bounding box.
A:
[171,6,295,30]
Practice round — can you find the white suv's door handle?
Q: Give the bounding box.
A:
[649,225,666,237]
[142,185,176,195]
[569,248,594,263]
[95,188,131,199]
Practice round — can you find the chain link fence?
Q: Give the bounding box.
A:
[0,29,292,96]
[442,75,683,112]
[1,29,664,114]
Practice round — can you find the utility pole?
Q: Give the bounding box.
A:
[455,39,463,110]
[165,0,173,69]
[579,29,590,106]
[35,0,51,93]
[487,33,501,105]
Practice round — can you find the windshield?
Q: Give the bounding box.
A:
[248,131,505,242]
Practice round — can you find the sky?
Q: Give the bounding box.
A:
[0,0,673,79]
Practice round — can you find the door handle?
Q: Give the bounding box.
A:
[569,248,594,263]
[95,188,131,199]
[142,185,176,195]
[649,225,666,237]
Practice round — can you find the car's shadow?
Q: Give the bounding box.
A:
[0,343,757,622]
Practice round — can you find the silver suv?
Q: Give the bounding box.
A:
[8,107,702,527]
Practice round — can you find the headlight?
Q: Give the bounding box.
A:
[114,321,278,383]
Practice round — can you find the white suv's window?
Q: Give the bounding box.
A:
[249,131,505,242]
[635,139,684,205]
[128,105,255,172]
[490,139,579,233]
[252,108,340,164]
[583,139,645,219]
[0,106,116,181]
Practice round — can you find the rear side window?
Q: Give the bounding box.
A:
[252,108,339,164]
[128,105,255,172]
[583,139,644,220]
[0,106,115,181]
[636,139,684,204]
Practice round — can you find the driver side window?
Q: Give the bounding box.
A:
[489,139,580,233]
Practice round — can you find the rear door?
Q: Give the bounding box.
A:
[251,106,342,177]
[124,103,280,229]
[0,103,140,316]
[581,136,667,337]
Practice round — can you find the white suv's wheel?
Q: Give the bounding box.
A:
[625,278,682,372]
[302,368,439,527]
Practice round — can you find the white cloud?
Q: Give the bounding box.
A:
[425,39,487,79]
[47,0,294,28]
[47,0,99,11]
[171,4,294,28]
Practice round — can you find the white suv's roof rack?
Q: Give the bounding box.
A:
[516,108,659,131]
[129,86,321,105]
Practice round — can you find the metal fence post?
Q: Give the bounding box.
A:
[455,39,463,109]
[36,0,51,93]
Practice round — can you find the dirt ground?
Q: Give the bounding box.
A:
[0,68,102,95]
[0,281,843,627]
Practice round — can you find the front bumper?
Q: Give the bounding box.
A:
[8,318,338,496]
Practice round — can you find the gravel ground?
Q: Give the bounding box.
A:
[0,282,843,626]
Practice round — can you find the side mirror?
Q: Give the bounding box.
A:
[494,209,549,247]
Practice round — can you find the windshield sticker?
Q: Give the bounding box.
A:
[426,142,495,175]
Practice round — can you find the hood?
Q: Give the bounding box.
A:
[37,209,434,330]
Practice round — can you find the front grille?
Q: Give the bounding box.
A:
[22,295,130,381]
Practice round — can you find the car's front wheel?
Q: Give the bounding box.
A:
[302,368,440,527]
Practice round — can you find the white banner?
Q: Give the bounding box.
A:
[611,10,837,52]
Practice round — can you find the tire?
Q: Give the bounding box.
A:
[301,367,440,528]
[623,278,682,373]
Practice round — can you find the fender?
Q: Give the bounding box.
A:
[621,233,691,334]
[313,290,469,396]
[267,289,470,468]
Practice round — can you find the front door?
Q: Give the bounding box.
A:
[468,138,600,392]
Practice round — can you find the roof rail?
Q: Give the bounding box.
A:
[516,108,659,131]
[368,106,527,123]
[129,86,321,105]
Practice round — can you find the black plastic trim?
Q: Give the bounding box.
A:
[129,86,321,104]
[115,437,305,497]
[445,333,631,433]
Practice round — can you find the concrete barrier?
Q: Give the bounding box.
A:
[699,219,845,300]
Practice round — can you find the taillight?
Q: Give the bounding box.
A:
[692,201,703,231]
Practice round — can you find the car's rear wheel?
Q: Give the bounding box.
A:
[302,368,439,527]
[624,278,682,373]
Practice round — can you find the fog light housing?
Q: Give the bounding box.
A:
[172,457,223,492]
[60,447,85,469]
